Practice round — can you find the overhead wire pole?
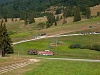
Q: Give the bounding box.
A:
[56,37,57,47]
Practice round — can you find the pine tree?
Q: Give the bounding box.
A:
[3,14,8,22]
[86,7,91,19]
[0,22,3,56]
[29,13,35,24]
[47,13,57,27]
[20,11,25,20]
[63,8,69,24]
[46,21,50,28]
[97,11,100,16]
[73,7,81,22]
[24,13,28,25]
[0,22,14,57]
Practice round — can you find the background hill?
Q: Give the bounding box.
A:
[0,0,100,18]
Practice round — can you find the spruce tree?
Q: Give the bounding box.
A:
[24,13,28,25]
[46,21,50,28]
[20,11,25,20]
[73,7,81,22]
[86,7,91,19]
[63,8,69,24]
[97,12,100,16]
[0,22,14,57]
[47,13,57,27]
[29,13,35,24]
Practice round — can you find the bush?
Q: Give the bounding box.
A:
[91,44,100,51]
[81,45,91,49]
[8,31,17,35]
[69,44,81,49]
[97,11,100,16]
[37,22,45,30]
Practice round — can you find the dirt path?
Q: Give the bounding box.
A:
[0,59,39,75]
[39,57,100,62]
[12,33,100,45]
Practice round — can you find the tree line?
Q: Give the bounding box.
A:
[0,0,99,19]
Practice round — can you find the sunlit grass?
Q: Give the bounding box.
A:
[24,60,100,75]
[13,35,100,59]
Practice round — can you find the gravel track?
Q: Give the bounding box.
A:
[0,59,39,75]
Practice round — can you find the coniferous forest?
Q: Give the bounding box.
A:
[0,0,100,19]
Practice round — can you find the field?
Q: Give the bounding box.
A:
[5,16,100,42]
[0,5,100,75]
[24,60,100,75]
[12,34,100,59]
[1,59,100,75]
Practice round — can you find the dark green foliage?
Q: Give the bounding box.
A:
[0,0,99,19]
[29,13,35,24]
[55,7,62,14]
[0,22,14,57]
[24,19,28,25]
[46,13,57,27]
[20,11,25,20]
[97,11,100,16]
[24,12,28,25]
[70,44,100,51]
[63,8,70,18]
[81,45,91,49]
[69,44,81,49]
[63,8,69,24]
[8,31,17,35]
[46,21,51,28]
[37,23,45,30]
[86,7,91,19]
[91,44,100,51]
[73,7,81,22]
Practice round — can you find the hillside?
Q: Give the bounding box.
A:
[90,5,100,16]
[0,0,100,18]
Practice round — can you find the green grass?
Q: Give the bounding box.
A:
[24,60,100,75]
[6,17,100,42]
[0,17,100,75]
[13,35,100,59]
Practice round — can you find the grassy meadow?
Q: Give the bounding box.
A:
[13,34,100,59]
[24,60,100,75]
[5,16,100,42]
[0,15,100,75]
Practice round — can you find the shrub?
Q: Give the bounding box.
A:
[8,31,17,35]
[81,45,91,49]
[37,22,45,30]
[69,44,81,49]
[91,44,100,51]
[97,11,100,16]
